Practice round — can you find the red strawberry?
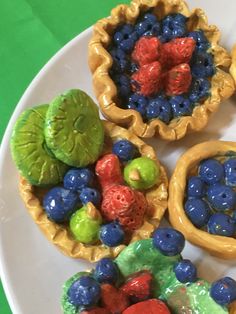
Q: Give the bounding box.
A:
[122,299,171,314]
[100,284,129,314]
[101,185,147,231]
[161,37,196,69]
[165,63,192,96]
[81,308,111,314]
[131,61,162,97]
[95,154,123,191]
[120,271,153,302]
[132,37,162,66]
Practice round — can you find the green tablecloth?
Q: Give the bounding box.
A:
[0,1,129,312]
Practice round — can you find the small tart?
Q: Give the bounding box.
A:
[168,141,236,259]
[19,121,168,262]
[89,0,235,140]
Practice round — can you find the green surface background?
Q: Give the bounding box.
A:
[0,0,129,313]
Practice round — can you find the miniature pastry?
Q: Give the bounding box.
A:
[11,89,168,261]
[168,141,236,259]
[61,227,236,313]
[89,0,235,140]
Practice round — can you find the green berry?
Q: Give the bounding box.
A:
[124,157,159,190]
[69,203,102,243]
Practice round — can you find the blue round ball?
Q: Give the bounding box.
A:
[99,221,125,247]
[189,78,210,103]
[79,188,101,207]
[207,184,236,211]
[94,258,119,284]
[64,168,94,191]
[207,213,236,237]
[112,139,137,162]
[170,96,193,118]
[68,276,101,307]
[199,159,224,185]
[146,96,172,123]
[174,259,197,283]
[187,30,210,51]
[127,94,148,118]
[187,176,206,198]
[210,277,236,306]
[224,158,236,187]
[43,187,79,223]
[185,198,211,228]
[153,227,185,256]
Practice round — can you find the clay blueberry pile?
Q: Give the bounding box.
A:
[109,13,214,123]
[185,157,236,237]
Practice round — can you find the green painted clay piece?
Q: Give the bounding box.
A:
[115,239,228,314]
[10,104,68,186]
[61,271,90,314]
[124,157,160,190]
[69,205,102,243]
[45,89,104,167]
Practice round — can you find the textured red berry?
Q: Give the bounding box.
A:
[120,271,153,302]
[132,37,162,66]
[95,154,123,191]
[101,185,147,231]
[161,37,196,69]
[131,61,162,96]
[100,284,129,314]
[165,63,192,96]
[122,299,171,314]
[81,308,111,314]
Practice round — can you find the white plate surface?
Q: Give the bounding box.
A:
[1,1,236,313]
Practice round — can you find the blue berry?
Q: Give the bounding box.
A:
[112,139,137,162]
[153,227,185,256]
[79,188,101,207]
[174,259,197,283]
[189,78,210,103]
[224,158,236,187]
[187,176,206,198]
[127,93,148,117]
[207,213,236,237]
[199,159,224,185]
[64,168,94,191]
[99,221,125,247]
[113,74,131,99]
[94,258,119,284]
[210,277,236,306]
[113,24,138,52]
[185,199,211,228]
[191,52,215,78]
[188,30,210,51]
[43,187,79,223]
[110,48,129,73]
[135,13,160,37]
[130,62,139,73]
[68,276,101,307]
[162,14,187,41]
[146,96,172,123]
[207,184,236,211]
[170,96,193,118]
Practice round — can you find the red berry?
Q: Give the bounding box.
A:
[132,37,162,66]
[81,308,111,314]
[95,154,123,191]
[131,61,162,97]
[122,299,171,314]
[100,283,129,314]
[165,63,192,96]
[101,185,147,231]
[162,37,196,69]
[120,271,153,302]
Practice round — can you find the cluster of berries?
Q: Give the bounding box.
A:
[109,12,214,124]
[43,139,148,246]
[185,158,236,237]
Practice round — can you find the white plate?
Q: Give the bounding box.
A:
[1,1,236,313]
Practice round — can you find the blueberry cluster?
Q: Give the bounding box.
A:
[109,12,214,124]
[185,157,236,237]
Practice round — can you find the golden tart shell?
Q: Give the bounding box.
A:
[89,0,235,140]
[19,121,168,262]
[168,141,236,259]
